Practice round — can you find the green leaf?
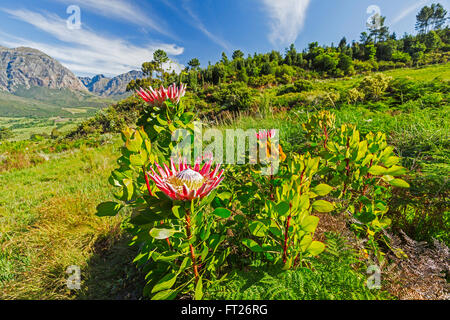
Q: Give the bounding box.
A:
[155,252,182,262]
[130,150,147,166]
[312,200,334,213]
[312,184,333,196]
[217,192,232,201]
[123,178,134,201]
[149,228,176,240]
[125,132,142,152]
[152,273,177,294]
[172,205,185,219]
[96,201,123,217]
[299,194,310,210]
[384,156,400,167]
[368,165,386,176]
[389,179,410,188]
[194,277,203,300]
[249,221,267,237]
[385,166,407,176]
[151,289,176,300]
[178,257,191,274]
[242,239,263,253]
[307,241,325,256]
[212,208,231,219]
[299,235,313,252]
[275,201,290,217]
[301,215,320,232]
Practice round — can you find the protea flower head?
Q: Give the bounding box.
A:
[146,157,224,201]
[137,83,186,106]
[256,129,276,140]
[255,129,286,163]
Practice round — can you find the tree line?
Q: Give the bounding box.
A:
[127,3,449,92]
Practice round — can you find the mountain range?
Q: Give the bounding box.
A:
[0,46,145,117]
[78,70,144,98]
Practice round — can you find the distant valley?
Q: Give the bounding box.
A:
[0,46,144,118]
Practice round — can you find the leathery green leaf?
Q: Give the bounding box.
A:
[312,200,334,213]
[389,178,410,188]
[312,184,333,196]
[242,239,263,252]
[151,273,178,294]
[307,241,325,256]
[150,228,177,240]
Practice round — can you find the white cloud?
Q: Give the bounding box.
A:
[391,0,430,25]
[261,0,311,46]
[0,9,184,76]
[164,0,231,50]
[53,0,172,37]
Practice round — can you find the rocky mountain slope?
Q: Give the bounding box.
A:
[0,46,87,93]
[79,70,144,97]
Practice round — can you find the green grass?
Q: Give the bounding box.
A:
[383,63,450,81]
[0,137,143,299]
[0,117,84,141]
[0,63,448,299]
[0,87,113,118]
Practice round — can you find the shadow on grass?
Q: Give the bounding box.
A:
[76,234,146,300]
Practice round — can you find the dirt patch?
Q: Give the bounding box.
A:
[315,211,449,300]
[383,230,449,300]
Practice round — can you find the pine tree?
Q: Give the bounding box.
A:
[431,3,448,30]
[416,5,434,34]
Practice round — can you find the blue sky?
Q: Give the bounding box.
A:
[0,0,448,77]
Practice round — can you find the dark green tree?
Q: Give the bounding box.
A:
[416,5,434,33]
[221,52,229,65]
[232,50,244,60]
[338,37,347,50]
[368,15,389,43]
[187,58,201,70]
[153,50,169,70]
[360,32,372,45]
[424,30,442,51]
[337,53,353,74]
[431,3,448,30]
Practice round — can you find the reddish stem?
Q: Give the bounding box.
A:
[142,166,153,197]
[282,209,292,264]
[323,125,328,150]
[342,137,351,195]
[363,159,374,194]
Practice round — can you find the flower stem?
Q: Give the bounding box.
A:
[282,209,292,264]
[143,166,153,197]
[323,125,328,150]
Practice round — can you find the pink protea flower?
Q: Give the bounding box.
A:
[146,157,224,201]
[137,83,186,106]
[256,129,276,140]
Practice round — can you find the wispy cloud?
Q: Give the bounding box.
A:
[0,9,184,76]
[53,0,173,37]
[391,0,430,25]
[260,0,311,46]
[161,0,230,50]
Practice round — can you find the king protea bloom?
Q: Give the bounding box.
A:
[256,129,276,140]
[146,157,224,201]
[137,83,186,106]
[255,129,286,163]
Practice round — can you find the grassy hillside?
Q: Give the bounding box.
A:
[0,63,448,300]
[0,87,113,118]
